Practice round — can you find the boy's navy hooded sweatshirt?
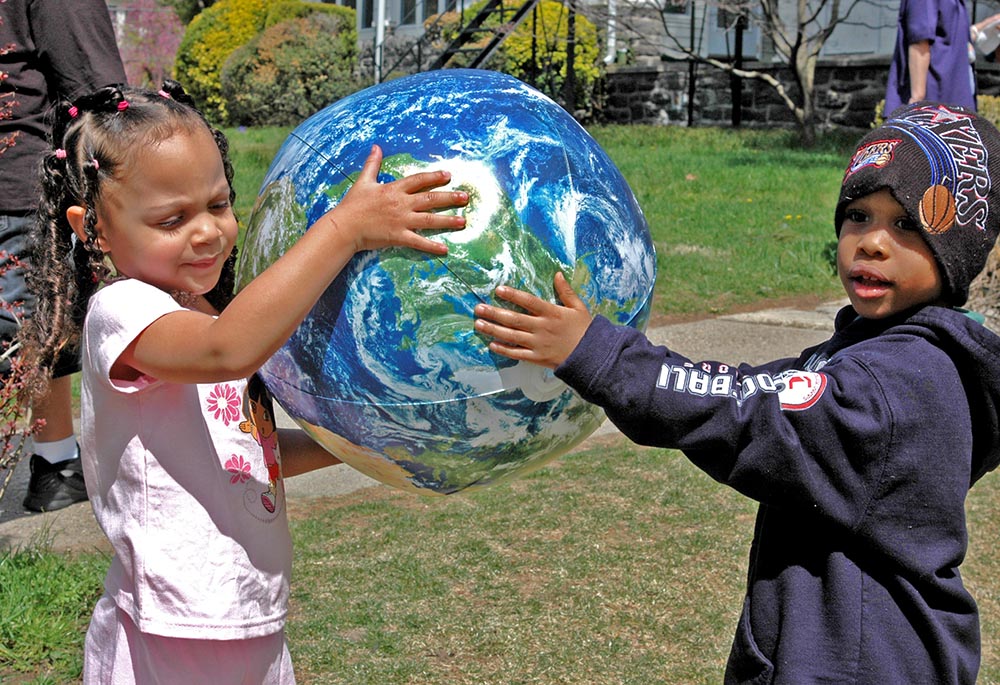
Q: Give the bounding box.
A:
[556,304,1000,684]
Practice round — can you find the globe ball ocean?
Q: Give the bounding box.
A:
[236,69,656,495]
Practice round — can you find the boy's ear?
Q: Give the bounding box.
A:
[66,206,106,251]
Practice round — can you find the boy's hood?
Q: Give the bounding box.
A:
[834,305,1000,484]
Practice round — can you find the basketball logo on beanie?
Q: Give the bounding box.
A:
[845,139,899,175]
[836,102,1000,306]
[919,184,957,235]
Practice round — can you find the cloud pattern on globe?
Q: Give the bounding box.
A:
[236,69,656,495]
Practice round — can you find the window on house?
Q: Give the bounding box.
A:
[717,7,746,29]
[402,0,421,25]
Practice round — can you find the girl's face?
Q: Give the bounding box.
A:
[837,188,945,319]
[83,125,237,298]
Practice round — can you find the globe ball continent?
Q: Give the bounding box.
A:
[236,69,656,496]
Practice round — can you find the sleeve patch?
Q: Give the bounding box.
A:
[776,371,828,411]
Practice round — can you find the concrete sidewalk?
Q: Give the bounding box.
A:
[0,299,845,553]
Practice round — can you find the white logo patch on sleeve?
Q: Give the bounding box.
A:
[776,371,828,411]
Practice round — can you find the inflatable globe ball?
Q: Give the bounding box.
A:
[236,70,656,496]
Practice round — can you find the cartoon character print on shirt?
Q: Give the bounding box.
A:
[238,374,284,517]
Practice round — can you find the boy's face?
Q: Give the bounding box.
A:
[837,189,945,319]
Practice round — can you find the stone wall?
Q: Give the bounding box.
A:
[601,57,1000,131]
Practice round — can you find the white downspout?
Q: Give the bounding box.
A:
[604,0,617,63]
[375,0,387,82]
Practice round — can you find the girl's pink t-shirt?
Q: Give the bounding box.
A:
[79,279,293,640]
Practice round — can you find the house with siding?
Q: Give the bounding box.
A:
[105,0,1000,128]
[318,0,1000,126]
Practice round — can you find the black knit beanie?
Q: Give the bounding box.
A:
[835,102,1000,306]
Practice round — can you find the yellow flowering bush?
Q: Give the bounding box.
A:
[175,0,274,123]
[428,0,603,115]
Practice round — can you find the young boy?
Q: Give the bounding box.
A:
[473,102,1000,684]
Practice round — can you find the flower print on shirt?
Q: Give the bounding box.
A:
[206,383,242,425]
[224,454,252,484]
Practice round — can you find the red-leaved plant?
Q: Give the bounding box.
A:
[0,2,45,502]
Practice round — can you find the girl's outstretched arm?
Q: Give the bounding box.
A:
[474,272,593,370]
[277,429,343,478]
[120,145,468,384]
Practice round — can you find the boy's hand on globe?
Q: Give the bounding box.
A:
[330,144,469,255]
[474,272,592,370]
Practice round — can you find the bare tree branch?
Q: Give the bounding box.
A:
[608,0,879,142]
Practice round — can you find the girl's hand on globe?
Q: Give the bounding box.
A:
[474,272,593,370]
[327,144,469,255]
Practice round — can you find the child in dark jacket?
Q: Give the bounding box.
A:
[473,101,1000,684]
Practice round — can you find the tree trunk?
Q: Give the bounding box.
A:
[967,243,1000,331]
[795,50,818,147]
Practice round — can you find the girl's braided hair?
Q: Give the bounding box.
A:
[21,80,238,379]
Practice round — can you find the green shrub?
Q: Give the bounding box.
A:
[175,0,274,123]
[264,0,353,26]
[222,11,361,127]
[977,95,1000,129]
[427,0,603,115]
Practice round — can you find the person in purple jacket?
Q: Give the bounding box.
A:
[474,102,1000,684]
[885,0,977,114]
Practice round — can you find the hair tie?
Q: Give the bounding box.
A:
[68,105,79,118]
[54,149,67,159]
[117,100,129,112]
[91,158,100,171]
[158,90,171,100]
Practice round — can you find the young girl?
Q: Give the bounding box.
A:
[21,81,468,683]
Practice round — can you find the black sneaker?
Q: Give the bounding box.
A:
[22,454,89,512]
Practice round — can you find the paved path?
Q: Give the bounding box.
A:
[0,300,844,553]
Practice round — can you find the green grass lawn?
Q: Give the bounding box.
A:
[8,437,1000,684]
[285,437,756,684]
[8,124,995,685]
[590,125,851,318]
